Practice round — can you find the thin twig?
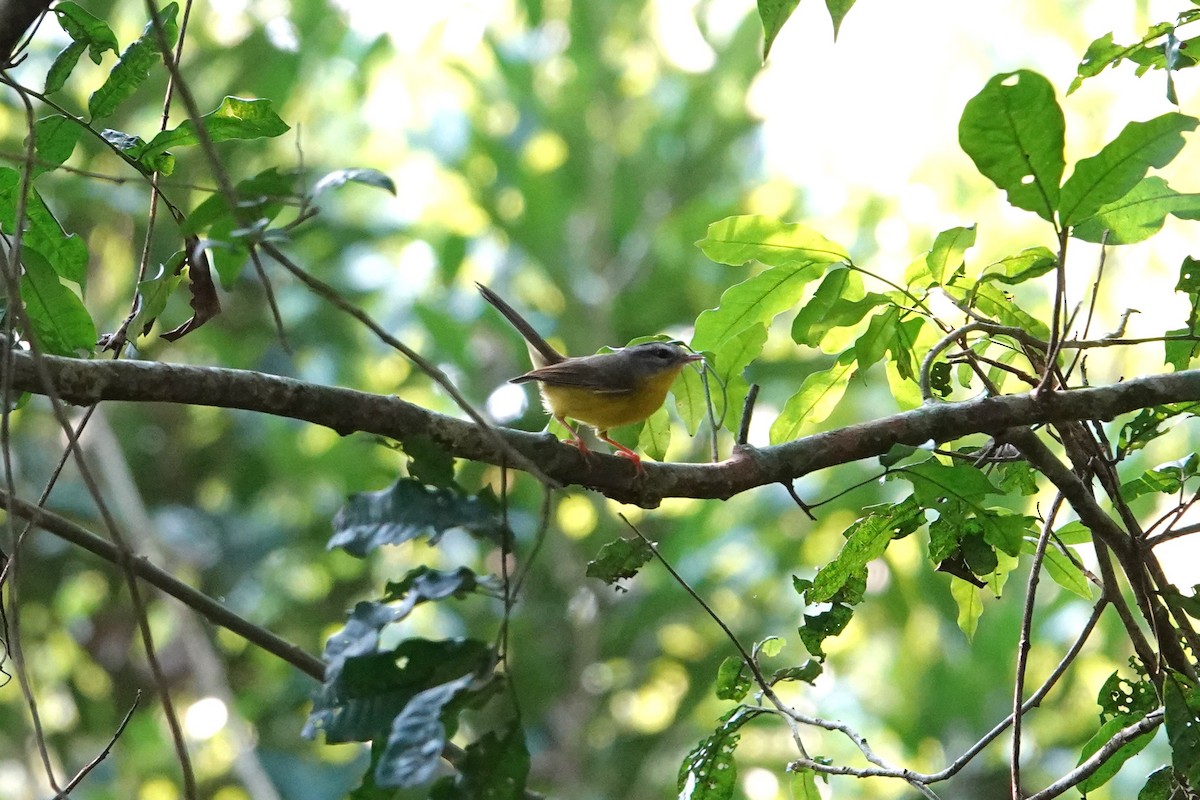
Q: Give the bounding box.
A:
[54,691,141,798]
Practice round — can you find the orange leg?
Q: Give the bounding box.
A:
[598,430,644,475]
[555,416,593,460]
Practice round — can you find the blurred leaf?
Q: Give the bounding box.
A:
[716,657,751,701]
[959,70,1064,222]
[677,706,764,799]
[30,116,83,176]
[961,282,1050,338]
[757,0,800,60]
[1117,403,1199,455]
[789,768,821,800]
[1138,766,1174,800]
[756,636,784,658]
[88,3,179,120]
[398,435,457,488]
[586,537,653,584]
[1072,177,1200,245]
[429,725,530,799]
[313,168,397,196]
[329,478,506,558]
[1059,113,1197,226]
[384,566,488,607]
[769,348,856,444]
[950,577,983,640]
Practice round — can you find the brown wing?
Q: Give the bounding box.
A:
[511,352,638,393]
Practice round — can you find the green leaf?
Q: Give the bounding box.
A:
[808,498,923,603]
[677,707,764,799]
[673,361,709,435]
[756,636,784,658]
[692,261,825,353]
[1069,31,1125,94]
[799,604,852,659]
[586,537,653,584]
[716,657,751,701]
[19,247,97,356]
[48,2,119,93]
[922,225,976,286]
[790,268,887,348]
[757,0,801,60]
[1117,403,1200,455]
[906,461,998,506]
[1165,671,1200,787]
[383,566,488,607]
[1037,543,1093,599]
[375,672,478,788]
[88,3,179,120]
[1073,176,1200,245]
[1099,668,1159,720]
[950,577,983,641]
[1060,113,1198,226]
[31,116,83,177]
[1076,713,1158,792]
[789,768,821,800]
[313,168,397,196]
[139,97,292,165]
[1137,766,1174,800]
[854,306,899,371]
[0,169,89,287]
[769,661,822,686]
[637,404,671,462]
[980,247,1057,286]
[429,725,530,800]
[769,349,856,444]
[825,0,857,39]
[129,253,186,339]
[328,479,506,558]
[962,282,1050,338]
[708,322,767,432]
[696,215,849,270]
[1053,520,1094,545]
[958,70,1064,222]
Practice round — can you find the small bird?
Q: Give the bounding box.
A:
[478,283,702,472]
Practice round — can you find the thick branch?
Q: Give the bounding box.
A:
[6,352,1200,507]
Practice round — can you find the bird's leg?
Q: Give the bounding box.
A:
[597,430,644,475]
[556,416,593,460]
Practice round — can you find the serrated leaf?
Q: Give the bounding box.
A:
[313,167,397,196]
[757,0,801,60]
[959,70,1064,222]
[696,215,849,270]
[692,261,825,353]
[1059,113,1198,226]
[328,479,506,558]
[586,537,653,584]
[88,3,179,120]
[139,97,291,166]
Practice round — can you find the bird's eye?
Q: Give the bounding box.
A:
[654,346,673,359]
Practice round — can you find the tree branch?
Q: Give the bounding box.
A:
[7,351,1200,507]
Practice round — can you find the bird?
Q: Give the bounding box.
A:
[477,282,702,472]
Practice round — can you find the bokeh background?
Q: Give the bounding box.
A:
[1,0,1199,798]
